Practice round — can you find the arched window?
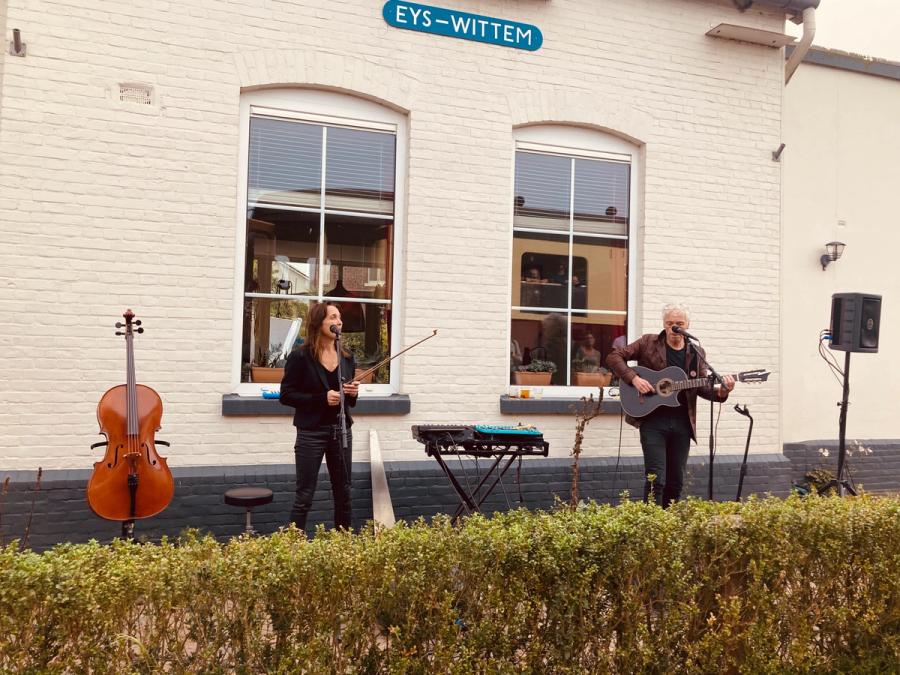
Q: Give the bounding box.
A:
[235,90,407,394]
[510,125,637,390]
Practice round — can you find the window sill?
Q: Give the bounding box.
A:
[499,395,622,415]
[221,394,411,416]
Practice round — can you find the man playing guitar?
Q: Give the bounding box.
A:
[606,303,734,507]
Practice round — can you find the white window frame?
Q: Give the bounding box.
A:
[232,89,408,396]
[510,125,639,398]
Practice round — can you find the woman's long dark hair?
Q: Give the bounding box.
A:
[305,302,349,362]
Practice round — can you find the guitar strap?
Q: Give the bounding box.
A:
[684,338,698,378]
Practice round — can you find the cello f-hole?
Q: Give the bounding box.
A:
[107,445,123,469]
[142,443,158,466]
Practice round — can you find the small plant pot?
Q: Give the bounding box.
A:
[514,371,552,386]
[573,372,612,387]
[250,366,284,383]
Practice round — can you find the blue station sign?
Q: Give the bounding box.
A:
[382,1,543,51]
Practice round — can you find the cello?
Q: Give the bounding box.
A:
[87,310,174,538]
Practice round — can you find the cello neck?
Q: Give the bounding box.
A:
[126,330,139,437]
[117,309,143,439]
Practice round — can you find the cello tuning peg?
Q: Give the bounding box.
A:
[115,331,124,336]
[115,322,124,328]
[136,327,144,333]
[134,320,142,326]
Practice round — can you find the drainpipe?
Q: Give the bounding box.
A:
[784,7,816,84]
[736,1,819,84]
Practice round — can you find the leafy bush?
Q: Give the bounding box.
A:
[521,359,557,373]
[1,496,898,673]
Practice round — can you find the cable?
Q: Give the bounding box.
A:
[516,455,524,504]
[610,407,625,503]
[819,329,844,374]
[493,448,513,510]
[819,332,842,371]
[818,330,845,386]
[712,399,723,461]
[445,431,475,516]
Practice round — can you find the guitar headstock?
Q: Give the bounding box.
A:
[115,309,144,337]
[738,369,769,383]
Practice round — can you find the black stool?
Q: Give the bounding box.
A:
[224,487,273,535]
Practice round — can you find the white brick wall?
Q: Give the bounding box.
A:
[0,0,785,470]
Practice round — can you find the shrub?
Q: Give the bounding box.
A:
[521,359,557,373]
[0,496,898,673]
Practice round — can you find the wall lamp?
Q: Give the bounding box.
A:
[9,28,26,57]
[820,241,845,271]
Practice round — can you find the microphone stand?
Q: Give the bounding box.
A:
[681,334,725,501]
[733,404,753,501]
[333,333,349,454]
[329,328,353,532]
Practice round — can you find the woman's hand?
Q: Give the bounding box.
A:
[326,390,341,406]
[343,381,360,397]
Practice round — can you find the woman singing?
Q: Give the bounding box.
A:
[280,302,359,532]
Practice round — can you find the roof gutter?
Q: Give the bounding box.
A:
[733,0,820,84]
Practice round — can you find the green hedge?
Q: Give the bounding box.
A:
[1,496,898,673]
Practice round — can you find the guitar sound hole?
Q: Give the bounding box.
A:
[657,379,673,396]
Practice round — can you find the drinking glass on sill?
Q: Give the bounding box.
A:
[520,387,531,399]
[531,387,543,399]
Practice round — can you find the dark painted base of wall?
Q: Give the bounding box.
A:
[784,439,900,493]
[3,443,898,551]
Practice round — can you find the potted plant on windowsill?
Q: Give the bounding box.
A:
[572,360,612,387]
[250,345,286,383]
[513,359,557,386]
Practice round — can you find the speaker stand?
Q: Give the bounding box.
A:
[819,350,857,496]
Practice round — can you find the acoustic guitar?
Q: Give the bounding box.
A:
[619,365,770,418]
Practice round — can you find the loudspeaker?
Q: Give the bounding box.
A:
[829,293,882,353]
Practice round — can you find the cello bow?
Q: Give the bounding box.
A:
[354,329,437,382]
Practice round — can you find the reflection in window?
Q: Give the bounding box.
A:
[518,251,587,311]
[243,112,396,384]
[243,298,391,385]
[510,145,630,386]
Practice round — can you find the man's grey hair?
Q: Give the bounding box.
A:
[662,302,691,322]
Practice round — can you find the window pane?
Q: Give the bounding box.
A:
[513,231,570,310]
[241,298,392,384]
[510,311,568,386]
[571,318,626,386]
[322,214,393,303]
[248,117,321,208]
[336,301,392,384]
[573,235,628,312]
[243,298,310,383]
[573,158,629,235]
[246,207,320,295]
[514,152,570,232]
[325,127,395,214]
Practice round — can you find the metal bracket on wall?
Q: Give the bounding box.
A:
[9,28,26,56]
[772,143,786,162]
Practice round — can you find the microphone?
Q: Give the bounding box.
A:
[329,325,341,337]
[671,325,699,341]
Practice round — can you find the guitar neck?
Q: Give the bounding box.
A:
[673,373,738,392]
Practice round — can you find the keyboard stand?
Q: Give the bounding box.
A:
[449,453,522,521]
[425,439,547,524]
